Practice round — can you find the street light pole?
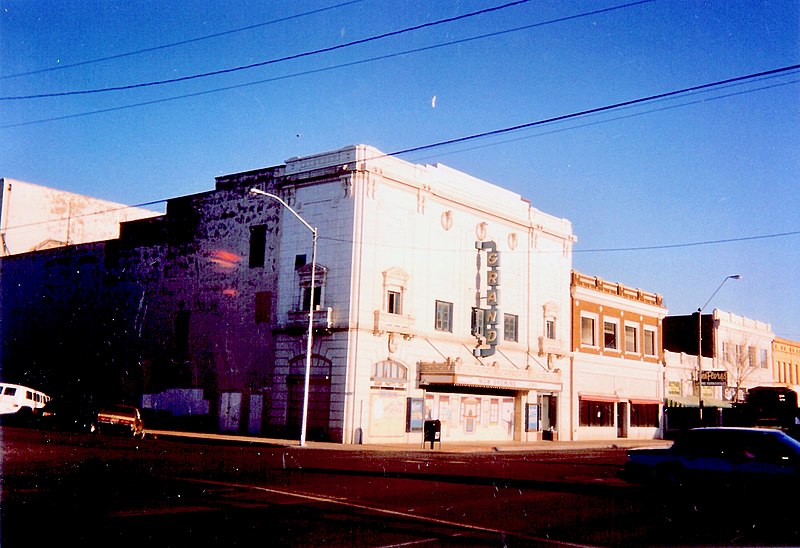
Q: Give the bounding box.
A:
[250,188,317,447]
[697,274,740,421]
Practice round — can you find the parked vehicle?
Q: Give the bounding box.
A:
[39,397,98,432]
[0,382,51,419]
[622,427,800,491]
[94,404,145,438]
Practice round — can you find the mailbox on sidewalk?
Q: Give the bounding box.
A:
[423,419,441,449]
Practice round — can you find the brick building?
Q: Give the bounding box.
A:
[569,271,667,440]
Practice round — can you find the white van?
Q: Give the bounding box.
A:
[0,383,51,416]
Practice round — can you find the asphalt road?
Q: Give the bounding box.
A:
[1,426,797,547]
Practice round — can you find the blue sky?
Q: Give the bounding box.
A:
[2,1,799,339]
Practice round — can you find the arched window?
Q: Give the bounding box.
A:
[370,360,408,390]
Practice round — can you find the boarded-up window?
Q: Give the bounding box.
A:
[255,291,271,324]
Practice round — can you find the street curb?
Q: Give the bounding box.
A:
[146,429,672,453]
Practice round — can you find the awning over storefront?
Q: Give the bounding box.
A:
[578,393,618,402]
[665,395,732,408]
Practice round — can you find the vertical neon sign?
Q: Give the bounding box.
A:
[475,240,500,357]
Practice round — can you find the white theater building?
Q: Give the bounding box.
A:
[244,145,576,444]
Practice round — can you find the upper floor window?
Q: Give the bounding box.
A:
[760,348,769,368]
[387,290,402,314]
[296,262,326,311]
[580,316,596,346]
[435,300,453,332]
[504,314,518,342]
[604,320,618,350]
[625,324,638,353]
[382,267,409,316]
[543,302,559,341]
[249,225,267,268]
[643,328,657,356]
[723,342,733,364]
[302,286,321,311]
[546,318,556,340]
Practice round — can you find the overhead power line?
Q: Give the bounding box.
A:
[1,0,656,101]
[388,64,800,158]
[0,1,662,129]
[0,0,366,80]
[573,231,800,254]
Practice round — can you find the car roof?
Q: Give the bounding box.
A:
[99,403,139,411]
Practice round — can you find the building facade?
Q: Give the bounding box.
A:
[772,337,800,392]
[0,177,159,257]
[570,271,667,440]
[663,310,775,406]
[1,145,578,444]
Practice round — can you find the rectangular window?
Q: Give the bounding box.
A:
[435,300,453,332]
[255,291,272,323]
[644,328,656,356]
[294,254,307,269]
[545,318,556,340]
[302,286,321,311]
[603,321,617,350]
[249,225,267,268]
[625,325,638,353]
[760,348,768,369]
[580,316,596,346]
[579,399,614,427]
[503,314,518,342]
[748,346,757,368]
[387,290,402,314]
[630,403,659,427]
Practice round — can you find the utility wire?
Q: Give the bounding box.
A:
[0,0,366,80]
[405,76,800,163]
[4,199,797,255]
[388,64,800,158]
[1,0,654,101]
[574,231,800,254]
[0,1,695,129]
[3,64,798,240]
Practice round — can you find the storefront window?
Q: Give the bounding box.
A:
[579,399,613,427]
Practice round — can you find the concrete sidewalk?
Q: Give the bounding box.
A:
[147,429,672,453]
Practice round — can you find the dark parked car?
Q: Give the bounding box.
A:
[94,404,145,438]
[622,427,800,491]
[38,398,97,432]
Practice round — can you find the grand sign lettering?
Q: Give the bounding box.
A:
[474,240,499,357]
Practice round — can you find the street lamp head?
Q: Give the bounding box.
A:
[729,274,741,280]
